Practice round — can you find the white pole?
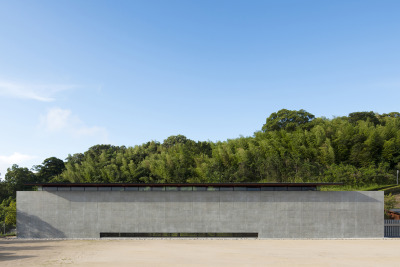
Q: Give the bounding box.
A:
[397,170,399,185]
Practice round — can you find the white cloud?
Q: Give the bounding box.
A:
[0,153,37,177]
[0,80,76,102]
[40,108,108,140]
[43,108,71,131]
[0,152,35,165]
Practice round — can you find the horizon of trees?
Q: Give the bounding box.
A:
[1,109,400,229]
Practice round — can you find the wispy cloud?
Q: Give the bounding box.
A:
[0,152,36,165]
[0,80,77,102]
[0,152,37,177]
[40,108,108,140]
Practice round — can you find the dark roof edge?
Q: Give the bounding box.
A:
[25,182,344,187]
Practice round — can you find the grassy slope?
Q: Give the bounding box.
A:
[319,184,400,208]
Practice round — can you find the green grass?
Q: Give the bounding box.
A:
[319,184,400,195]
[0,233,16,237]
[320,184,385,191]
[383,185,400,195]
[368,185,398,191]
[319,184,398,191]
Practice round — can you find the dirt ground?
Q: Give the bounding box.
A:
[1,238,399,267]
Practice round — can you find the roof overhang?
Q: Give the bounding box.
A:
[25,182,343,188]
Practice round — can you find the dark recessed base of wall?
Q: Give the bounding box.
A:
[100,232,258,238]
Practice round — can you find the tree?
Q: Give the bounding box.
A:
[4,165,36,198]
[4,200,16,226]
[65,153,84,165]
[384,193,396,218]
[382,112,400,118]
[34,157,66,183]
[262,109,315,132]
[19,109,400,186]
[163,135,192,148]
[0,182,9,203]
[348,111,379,125]
[0,198,16,233]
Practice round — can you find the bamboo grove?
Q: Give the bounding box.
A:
[2,109,400,202]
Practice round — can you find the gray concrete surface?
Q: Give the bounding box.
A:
[16,191,384,238]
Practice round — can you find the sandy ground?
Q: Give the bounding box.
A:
[1,238,399,267]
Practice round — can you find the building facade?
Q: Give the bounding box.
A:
[17,183,384,238]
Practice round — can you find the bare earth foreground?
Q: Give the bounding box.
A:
[1,239,399,267]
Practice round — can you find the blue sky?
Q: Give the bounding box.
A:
[1,0,400,178]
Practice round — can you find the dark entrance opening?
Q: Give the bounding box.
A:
[100,232,258,238]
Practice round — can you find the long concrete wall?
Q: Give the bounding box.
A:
[17,191,383,238]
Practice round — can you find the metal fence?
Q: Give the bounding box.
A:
[384,220,400,237]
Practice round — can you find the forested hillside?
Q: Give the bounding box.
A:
[2,109,400,229]
[2,109,400,196]
[56,109,399,185]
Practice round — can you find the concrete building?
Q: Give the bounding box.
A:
[17,183,384,238]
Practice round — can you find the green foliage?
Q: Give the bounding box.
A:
[0,197,16,232]
[383,185,400,195]
[262,109,315,132]
[163,135,191,148]
[348,111,380,126]
[34,157,66,183]
[4,165,36,198]
[2,109,400,202]
[384,193,396,211]
[4,200,16,226]
[381,112,400,118]
[52,110,400,186]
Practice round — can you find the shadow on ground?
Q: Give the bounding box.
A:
[0,239,55,262]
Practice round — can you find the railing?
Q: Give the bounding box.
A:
[384,220,400,237]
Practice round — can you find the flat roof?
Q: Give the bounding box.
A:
[26,182,343,187]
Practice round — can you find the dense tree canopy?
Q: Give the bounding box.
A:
[2,109,400,215]
[3,165,36,198]
[33,157,66,183]
[1,109,398,231]
[348,111,380,126]
[262,109,315,132]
